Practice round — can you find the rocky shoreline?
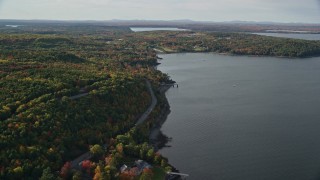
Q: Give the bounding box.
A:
[148,83,183,178]
[149,103,171,151]
[149,84,173,150]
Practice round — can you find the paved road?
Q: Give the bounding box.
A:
[70,80,157,169]
[135,80,158,126]
[70,152,92,169]
[69,93,89,100]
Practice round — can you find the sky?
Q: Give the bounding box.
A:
[0,0,320,23]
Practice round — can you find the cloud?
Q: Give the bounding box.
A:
[0,0,5,10]
[0,0,319,23]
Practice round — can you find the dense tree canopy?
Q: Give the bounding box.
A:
[1,23,319,179]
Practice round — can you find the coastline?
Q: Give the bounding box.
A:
[149,84,172,151]
[148,82,183,174]
[157,50,320,59]
[150,55,179,152]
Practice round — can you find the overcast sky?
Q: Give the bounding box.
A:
[0,0,319,23]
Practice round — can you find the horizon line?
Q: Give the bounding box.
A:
[0,18,320,25]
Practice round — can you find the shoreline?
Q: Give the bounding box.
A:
[147,82,183,175]
[149,84,173,150]
[156,50,320,59]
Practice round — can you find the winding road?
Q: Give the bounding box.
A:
[70,80,157,169]
[69,93,89,100]
[135,80,158,126]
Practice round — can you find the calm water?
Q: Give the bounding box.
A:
[158,53,320,180]
[254,33,320,40]
[5,25,23,28]
[130,27,189,32]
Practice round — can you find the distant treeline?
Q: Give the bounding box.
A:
[130,31,320,58]
[1,23,320,179]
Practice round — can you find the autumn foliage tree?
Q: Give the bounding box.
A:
[140,168,153,180]
[60,162,71,179]
[81,160,92,172]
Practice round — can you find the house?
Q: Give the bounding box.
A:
[120,167,140,177]
[129,167,140,176]
[120,160,152,176]
[135,160,152,174]
[120,164,128,173]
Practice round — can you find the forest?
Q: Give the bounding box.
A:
[1,22,320,179]
[130,31,320,57]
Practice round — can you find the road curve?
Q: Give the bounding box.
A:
[69,93,89,100]
[135,80,158,126]
[70,80,157,169]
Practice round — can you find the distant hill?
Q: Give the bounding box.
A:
[1,19,320,33]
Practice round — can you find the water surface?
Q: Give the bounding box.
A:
[6,24,23,28]
[158,53,320,180]
[130,27,189,32]
[254,33,320,40]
